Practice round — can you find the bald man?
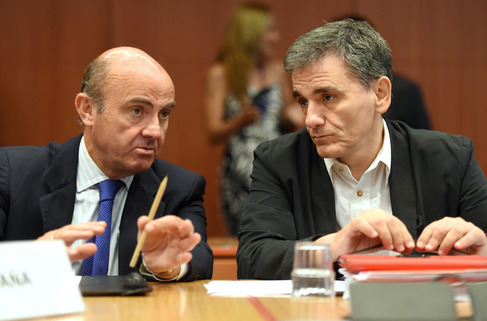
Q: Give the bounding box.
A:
[0,47,213,281]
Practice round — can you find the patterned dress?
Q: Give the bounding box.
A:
[221,83,284,236]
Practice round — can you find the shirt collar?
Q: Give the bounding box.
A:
[324,118,391,181]
[76,136,133,192]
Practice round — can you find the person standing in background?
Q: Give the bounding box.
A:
[205,3,303,236]
[386,73,431,129]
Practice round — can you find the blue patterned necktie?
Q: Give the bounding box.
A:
[82,179,124,276]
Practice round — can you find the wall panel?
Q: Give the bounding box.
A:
[0,0,111,146]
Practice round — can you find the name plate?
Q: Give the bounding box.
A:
[0,240,84,320]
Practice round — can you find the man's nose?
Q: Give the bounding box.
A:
[142,115,162,138]
[304,103,325,128]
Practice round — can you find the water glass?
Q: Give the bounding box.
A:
[291,242,335,298]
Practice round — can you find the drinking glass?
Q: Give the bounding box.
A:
[291,242,335,298]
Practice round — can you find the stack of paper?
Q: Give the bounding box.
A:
[204,280,346,296]
[205,280,292,296]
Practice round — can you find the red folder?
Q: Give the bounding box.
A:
[338,254,487,274]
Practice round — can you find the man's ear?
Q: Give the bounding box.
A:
[374,76,392,114]
[75,93,95,127]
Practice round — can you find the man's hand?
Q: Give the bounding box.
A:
[416,217,487,256]
[137,215,201,275]
[316,209,415,261]
[37,222,106,262]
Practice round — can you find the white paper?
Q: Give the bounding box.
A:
[0,240,85,320]
[204,280,346,297]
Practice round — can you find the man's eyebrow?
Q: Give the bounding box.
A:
[128,98,176,109]
[314,87,332,95]
[164,101,176,109]
[130,98,153,107]
[293,87,332,99]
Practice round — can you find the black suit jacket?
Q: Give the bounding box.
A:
[236,120,487,279]
[0,135,213,281]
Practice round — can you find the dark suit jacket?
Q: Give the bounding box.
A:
[0,135,213,281]
[236,120,487,279]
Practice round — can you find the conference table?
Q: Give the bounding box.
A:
[33,280,348,321]
[32,279,474,321]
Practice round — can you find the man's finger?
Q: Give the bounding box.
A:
[67,243,97,262]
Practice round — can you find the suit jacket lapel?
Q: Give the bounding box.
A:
[387,122,420,240]
[39,135,82,233]
[296,129,337,236]
[309,148,337,235]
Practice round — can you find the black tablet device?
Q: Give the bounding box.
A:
[79,273,152,296]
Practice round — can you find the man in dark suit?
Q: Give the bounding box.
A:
[236,19,487,279]
[0,47,212,281]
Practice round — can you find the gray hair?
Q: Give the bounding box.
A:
[76,57,109,126]
[81,57,110,112]
[283,19,392,89]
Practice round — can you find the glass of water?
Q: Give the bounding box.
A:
[291,242,335,298]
